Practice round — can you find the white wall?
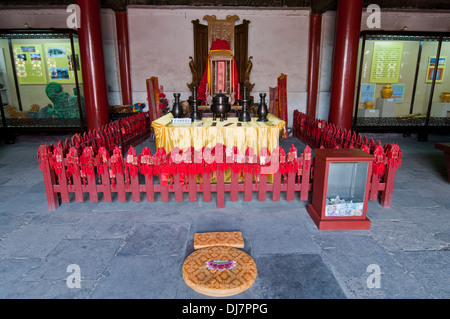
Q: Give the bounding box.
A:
[127,6,310,126]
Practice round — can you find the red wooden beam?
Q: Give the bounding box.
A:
[76,0,110,130]
[307,13,322,119]
[115,12,133,105]
[328,0,363,129]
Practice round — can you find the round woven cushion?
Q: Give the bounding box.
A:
[182,246,257,297]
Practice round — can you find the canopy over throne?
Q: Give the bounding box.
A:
[188,15,255,104]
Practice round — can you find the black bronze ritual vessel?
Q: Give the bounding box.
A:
[211,91,231,121]
[171,93,183,118]
[189,87,202,122]
[257,93,269,122]
[238,86,251,122]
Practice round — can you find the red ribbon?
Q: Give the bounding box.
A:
[96,147,109,176]
[66,147,79,182]
[37,145,51,173]
[50,147,64,176]
[138,147,153,177]
[372,144,386,178]
[386,143,402,170]
[110,147,123,189]
[80,147,96,186]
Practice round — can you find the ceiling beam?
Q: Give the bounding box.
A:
[310,0,335,13]
[1,0,450,11]
[103,0,128,12]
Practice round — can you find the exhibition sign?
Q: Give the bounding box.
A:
[13,44,47,85]
[426,56,446,83]
[12,42,82,85]
[370,41,403,83]
[45,43,82,84]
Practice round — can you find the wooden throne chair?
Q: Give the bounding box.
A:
[188,15,255,106]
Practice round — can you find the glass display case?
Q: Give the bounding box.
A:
[0,29,85,133]
[307,148,373,230]
[354,31,450,140]
[325,162,368,217]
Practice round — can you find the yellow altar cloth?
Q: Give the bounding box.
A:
[151,113,285,155]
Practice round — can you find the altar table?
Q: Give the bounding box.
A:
[151,113,285,155]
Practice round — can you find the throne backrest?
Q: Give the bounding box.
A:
[203,15,239,53]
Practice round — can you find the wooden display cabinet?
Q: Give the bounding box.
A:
[307,148,374,230]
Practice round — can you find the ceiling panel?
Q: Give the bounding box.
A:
[0,0,449,12]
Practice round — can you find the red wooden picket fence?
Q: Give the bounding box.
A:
[37,143,314,210]
[37,142,396,210]
[293,110,402,207]
[37,110,401,210]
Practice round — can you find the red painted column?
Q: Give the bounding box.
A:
[115,11,133,105]
[307,13,322,119]
[76,0,109,130]
[328,0,363,129]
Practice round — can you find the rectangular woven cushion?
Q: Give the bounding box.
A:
[194,231,245,249]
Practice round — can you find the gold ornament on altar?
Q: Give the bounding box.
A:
[364,101,375,110]
[381,84,393,98]
[440,92,450,103]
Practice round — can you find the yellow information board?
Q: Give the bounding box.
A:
[370,41,403,83]
[45,43,82,84]
[13,44,47,85]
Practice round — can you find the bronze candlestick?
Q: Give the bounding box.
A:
[238,86,251,122]
[189,87,202,122]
